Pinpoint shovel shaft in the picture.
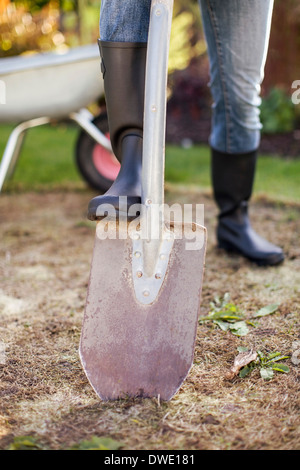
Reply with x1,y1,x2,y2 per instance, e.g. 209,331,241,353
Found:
142,0,173,213
140,0,174,279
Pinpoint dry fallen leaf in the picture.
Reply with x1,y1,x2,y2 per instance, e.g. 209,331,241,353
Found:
225,349,258,380
291,341,300,365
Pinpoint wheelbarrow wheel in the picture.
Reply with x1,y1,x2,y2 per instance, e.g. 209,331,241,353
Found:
75,112,120,192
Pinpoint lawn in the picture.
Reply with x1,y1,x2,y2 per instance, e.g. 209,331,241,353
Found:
0,123,300,202
0,122,299,451
0,123,81,190
0,187,299,451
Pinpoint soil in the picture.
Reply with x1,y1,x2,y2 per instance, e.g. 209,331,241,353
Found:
0,187,299,450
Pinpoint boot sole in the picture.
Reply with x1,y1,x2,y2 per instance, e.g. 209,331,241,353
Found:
218,239,285,267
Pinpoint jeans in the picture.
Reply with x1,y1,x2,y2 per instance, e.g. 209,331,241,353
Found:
99,0,274,154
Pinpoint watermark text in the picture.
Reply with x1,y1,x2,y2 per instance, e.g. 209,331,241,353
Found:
291,80,300,105
95,198,205,251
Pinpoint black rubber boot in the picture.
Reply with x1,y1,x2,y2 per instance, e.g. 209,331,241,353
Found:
212,148,284,266
87,41,147,221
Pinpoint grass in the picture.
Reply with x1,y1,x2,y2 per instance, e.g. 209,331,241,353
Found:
0,188,299,450
0,123,300,202
1,125,299,451
165,145,300,203
0,123,83,191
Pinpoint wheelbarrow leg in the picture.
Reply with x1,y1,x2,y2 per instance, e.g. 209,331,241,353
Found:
0,116,51,192
0,110,111,193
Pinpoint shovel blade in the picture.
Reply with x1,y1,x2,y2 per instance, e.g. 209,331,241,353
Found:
79,221,206,401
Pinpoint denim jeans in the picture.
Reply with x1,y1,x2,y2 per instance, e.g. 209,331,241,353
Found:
99,0,274,154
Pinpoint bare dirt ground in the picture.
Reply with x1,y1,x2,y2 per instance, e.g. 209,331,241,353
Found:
0,187,299,450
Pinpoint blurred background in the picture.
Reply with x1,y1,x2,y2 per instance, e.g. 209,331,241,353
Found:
0,0,300,196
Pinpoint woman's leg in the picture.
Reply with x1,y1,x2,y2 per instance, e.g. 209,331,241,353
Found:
199,0,273,153
199,0,284,265
88,1,151,220
100,0,151,42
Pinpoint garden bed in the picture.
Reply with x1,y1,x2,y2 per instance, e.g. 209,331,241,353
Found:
0,188,299,450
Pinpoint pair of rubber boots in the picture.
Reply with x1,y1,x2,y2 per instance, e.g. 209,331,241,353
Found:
88,41,284,267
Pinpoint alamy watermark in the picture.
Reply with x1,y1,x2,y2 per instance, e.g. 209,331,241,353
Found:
0,79,6,105
95,198,205,251
291,80,300,105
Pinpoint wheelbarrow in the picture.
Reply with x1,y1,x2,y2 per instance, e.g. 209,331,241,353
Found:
0,44,120,192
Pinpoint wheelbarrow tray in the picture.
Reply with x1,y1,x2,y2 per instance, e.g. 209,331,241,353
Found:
0,44,103,123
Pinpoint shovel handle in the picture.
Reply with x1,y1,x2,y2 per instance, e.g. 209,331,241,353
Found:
138,0,174,281
142,0,174,215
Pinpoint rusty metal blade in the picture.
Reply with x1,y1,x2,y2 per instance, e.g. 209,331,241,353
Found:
79,220,206,401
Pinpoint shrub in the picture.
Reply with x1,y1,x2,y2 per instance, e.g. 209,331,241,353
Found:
260,87,296,134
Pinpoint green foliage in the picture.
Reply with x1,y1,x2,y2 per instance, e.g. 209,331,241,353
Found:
260,88,296,134
200,294,281,337
201,295,291,382
199,293,249,336
12,0,52,12
239,349,290,380
169,6,206,74
253,303,279,318
7,434,123,450
0,1,64,57
0,0,101,56
8,435,44,450
71,436,123,450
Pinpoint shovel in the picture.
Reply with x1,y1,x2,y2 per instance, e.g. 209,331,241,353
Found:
79,0,207,401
